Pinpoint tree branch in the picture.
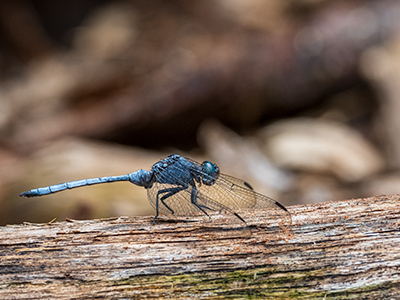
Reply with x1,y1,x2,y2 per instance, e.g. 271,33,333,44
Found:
1,195,399,299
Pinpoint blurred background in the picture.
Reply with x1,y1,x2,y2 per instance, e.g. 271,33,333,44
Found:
1,0,400,225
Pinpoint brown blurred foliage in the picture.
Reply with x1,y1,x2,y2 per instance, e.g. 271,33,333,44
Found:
1,0,400,224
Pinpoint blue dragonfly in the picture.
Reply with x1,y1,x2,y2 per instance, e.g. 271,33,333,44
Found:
20,154,291,228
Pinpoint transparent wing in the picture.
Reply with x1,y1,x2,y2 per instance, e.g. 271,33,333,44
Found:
211,174,292,229
146,160,235,217
214,174,285,210
146,157,291,230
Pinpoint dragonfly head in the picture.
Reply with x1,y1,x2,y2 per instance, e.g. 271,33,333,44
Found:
201,161,220,186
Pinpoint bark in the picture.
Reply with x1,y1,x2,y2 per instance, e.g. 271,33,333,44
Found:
1,195,399,299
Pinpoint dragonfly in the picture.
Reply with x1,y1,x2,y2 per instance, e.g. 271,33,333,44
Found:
20,154,291,228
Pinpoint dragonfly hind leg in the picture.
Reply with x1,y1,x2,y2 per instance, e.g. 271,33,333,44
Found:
153,186,187,224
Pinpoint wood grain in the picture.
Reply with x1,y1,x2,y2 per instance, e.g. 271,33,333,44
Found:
1,195,400,299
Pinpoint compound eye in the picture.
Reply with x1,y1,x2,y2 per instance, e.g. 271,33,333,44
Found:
201,161,220,185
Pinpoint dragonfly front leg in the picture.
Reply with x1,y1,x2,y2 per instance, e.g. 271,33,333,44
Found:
189,182,213,220
188,181,246,224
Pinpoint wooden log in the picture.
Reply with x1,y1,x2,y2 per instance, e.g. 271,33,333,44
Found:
1,195,399,299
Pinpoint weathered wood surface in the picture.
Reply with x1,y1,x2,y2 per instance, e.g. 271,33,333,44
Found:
1,195,400,299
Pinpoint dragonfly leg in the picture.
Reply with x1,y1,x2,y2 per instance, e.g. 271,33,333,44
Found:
189,183,212,220
160,186,187,213
232,211,247,225
153,186,186,224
